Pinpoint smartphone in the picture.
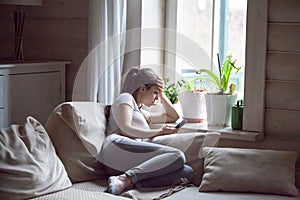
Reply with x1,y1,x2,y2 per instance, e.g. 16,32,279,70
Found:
175,119,187,128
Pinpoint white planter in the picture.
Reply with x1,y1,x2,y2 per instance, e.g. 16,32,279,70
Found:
179,92,206,123
205,94,237,127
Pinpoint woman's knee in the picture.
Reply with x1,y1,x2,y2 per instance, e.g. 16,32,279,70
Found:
171,148,186,166
182,164,194,183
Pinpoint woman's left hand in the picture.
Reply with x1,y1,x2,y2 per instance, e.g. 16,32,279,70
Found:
156,125,178,136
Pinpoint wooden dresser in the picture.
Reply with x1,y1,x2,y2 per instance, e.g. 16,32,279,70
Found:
0,61,69,128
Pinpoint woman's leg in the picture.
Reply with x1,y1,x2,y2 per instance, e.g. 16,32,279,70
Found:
99,134,193,189
106,165,193,195
135,164,193,188
100,134,186,180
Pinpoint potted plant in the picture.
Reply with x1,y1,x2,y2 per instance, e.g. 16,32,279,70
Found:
196,54,242,127
163,77,206,123
178,78,207,123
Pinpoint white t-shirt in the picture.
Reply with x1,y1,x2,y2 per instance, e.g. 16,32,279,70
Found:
106,93,150,136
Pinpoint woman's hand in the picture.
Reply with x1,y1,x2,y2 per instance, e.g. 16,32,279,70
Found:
156,125,178,137
156,76,164,89
156,77,169,101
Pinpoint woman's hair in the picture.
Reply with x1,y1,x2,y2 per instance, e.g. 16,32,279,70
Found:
121,67,159,94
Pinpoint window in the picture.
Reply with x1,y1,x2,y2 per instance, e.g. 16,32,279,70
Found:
165,0,247,99
164,0,267,133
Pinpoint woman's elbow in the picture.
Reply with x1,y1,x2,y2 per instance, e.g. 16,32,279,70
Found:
167,114,179,123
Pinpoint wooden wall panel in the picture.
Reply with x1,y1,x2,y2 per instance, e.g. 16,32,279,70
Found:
266,81,300,110
265,109,300,139
0,5,16,18
0,0,89,101
269,0,300,22
26,0,88,19
25,20,87,44
0,0,88,19
264,1,300,188
268,24,300,52
0,19,14,58
267,52,300,81
23,19,88,63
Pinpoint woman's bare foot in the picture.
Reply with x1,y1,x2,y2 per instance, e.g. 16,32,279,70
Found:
107,174,132,195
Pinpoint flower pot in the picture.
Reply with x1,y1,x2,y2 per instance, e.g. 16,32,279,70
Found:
205,93,237,127
179,92,206,123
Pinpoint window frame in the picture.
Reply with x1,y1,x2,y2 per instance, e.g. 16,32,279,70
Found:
243,0,268,132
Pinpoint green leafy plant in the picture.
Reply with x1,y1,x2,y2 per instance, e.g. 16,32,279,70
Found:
163,77,181,104
180,78,202,93
196,54,242,94
163,76,205,103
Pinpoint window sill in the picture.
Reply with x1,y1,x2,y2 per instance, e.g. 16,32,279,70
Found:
150,123,264,142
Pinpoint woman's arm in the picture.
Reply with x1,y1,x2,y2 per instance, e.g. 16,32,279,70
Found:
149,77,180,123
112,103,178,139
150,92,179,123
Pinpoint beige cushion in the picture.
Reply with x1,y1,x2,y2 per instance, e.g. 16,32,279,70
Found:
45,102,107,182
148,132,220,185
0,116,72,200
199,147,299,197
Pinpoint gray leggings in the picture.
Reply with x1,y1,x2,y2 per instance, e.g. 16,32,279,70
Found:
99,133,193,188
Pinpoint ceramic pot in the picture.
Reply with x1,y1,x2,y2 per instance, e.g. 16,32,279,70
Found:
205,93,237,127
179,92,206,123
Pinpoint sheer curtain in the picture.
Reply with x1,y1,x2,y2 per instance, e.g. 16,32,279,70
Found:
72,0,127,104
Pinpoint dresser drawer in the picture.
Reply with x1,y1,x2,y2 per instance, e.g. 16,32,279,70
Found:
0,75,3,108
0,109,4,128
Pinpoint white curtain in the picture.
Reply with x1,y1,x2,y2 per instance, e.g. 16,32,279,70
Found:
72,0,127,104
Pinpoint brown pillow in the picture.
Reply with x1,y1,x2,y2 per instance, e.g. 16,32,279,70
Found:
45,102,108,182
199,147,299,197
0,116,72,200
148,132,220,185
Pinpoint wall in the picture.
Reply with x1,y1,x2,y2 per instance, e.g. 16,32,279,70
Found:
0,0,89,101
219,0,300,187
266,0,300,139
